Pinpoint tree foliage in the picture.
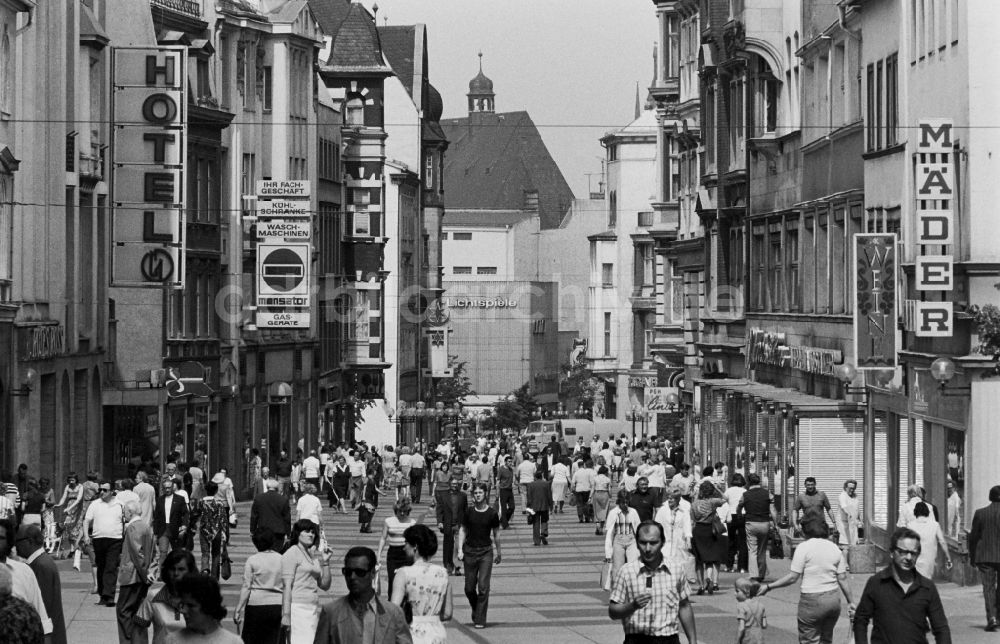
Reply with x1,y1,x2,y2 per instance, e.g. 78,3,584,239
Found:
490,382,538,431
427,356,476,407
561,360,601,413
973,303,1000,357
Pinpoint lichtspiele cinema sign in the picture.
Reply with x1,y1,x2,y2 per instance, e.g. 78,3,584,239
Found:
110,46,187,288
854,233,898,370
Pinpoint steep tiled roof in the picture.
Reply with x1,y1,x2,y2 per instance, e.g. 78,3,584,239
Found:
440,112,575,230
308,0,351,36
377,26,415,97
329,3,387,71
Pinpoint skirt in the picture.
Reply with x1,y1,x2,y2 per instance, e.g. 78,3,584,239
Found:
410,614,446,644
243,604,282,644
592,490,611,522
551,480,568,503
692,522,728,564
289,602,320,644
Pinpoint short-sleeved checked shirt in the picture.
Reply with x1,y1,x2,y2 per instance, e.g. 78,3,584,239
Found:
609,557,690,637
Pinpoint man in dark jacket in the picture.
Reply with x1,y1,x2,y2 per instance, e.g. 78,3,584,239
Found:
250,478,291,545
970,485,1000,631
525,471,553,546
435,477,468,575
152,479,188,567
15,524,66,644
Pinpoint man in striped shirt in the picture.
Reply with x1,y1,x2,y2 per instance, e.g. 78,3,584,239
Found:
609,520,698,644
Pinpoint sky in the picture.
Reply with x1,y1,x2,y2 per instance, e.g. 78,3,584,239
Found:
360,0,659,198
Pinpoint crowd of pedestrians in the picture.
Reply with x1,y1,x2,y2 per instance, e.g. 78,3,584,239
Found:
0,428,982,644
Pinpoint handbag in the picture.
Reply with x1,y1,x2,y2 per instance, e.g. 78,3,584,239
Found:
568,492,577,506
600,561,613,591
769,526,785,559
711,514,726,539
221,543,232,580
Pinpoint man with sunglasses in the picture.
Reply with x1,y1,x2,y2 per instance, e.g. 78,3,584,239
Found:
313,546,412,643
83,481,124,607
853,526,951,643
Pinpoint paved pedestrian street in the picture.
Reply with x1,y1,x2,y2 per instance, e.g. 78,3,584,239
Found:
57,498,991,643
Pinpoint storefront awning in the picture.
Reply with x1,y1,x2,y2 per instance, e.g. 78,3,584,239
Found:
693,377,862,414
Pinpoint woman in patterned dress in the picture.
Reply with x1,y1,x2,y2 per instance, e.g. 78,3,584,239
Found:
191,480,230,579
391,524,452,643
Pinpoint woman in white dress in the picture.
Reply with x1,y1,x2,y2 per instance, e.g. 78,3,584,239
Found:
837,479,862,546
909,501,952,579
549,457,572,514
391,524,452,644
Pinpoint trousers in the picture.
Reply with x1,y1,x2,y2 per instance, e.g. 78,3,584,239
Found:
93,537,123,602
979,562,1000,623
442,526,460,573
116,582,150,643
745,521,770,580
463,544,494,627
531,511,549,544
498,488,515,527
797,589,841,644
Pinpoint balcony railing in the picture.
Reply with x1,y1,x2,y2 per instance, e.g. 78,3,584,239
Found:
78,143,104,181
151,0,201,17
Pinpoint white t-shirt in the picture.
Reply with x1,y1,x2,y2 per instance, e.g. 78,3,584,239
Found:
85,498,124,539
302,456,320,479
349,458,365,477
789,537,847,594
295,493,322,526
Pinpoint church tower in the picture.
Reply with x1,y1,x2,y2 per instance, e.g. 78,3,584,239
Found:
467,52,495,114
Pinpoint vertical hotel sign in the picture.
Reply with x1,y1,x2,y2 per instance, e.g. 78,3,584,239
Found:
110,47,186,288
914,118,954,336
854,234,897,369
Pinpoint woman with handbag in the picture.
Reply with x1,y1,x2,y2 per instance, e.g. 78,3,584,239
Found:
691,480,727,595
281,519,332,643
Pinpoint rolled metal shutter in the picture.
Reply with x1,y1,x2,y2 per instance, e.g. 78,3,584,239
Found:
873,412,889,529
797,416,864,526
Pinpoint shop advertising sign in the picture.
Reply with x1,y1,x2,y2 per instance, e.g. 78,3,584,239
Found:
257,220,311,241
854,233,898,369
914,118,954,337
256,180,310,199
255,311,310,328
257,243,310,304
110,46,187,288
258,200,310,218
644,387,678,413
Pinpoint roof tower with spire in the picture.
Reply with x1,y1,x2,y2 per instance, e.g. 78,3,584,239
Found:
467,52,494,113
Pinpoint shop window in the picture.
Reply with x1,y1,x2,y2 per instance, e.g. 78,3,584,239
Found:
946,427,965,538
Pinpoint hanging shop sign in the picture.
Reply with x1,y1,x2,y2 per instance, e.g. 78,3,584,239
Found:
914,118,954,337
110,46,187,288
745,328,842,376
18,323,65,361
630,376,657,388
853,233,898,369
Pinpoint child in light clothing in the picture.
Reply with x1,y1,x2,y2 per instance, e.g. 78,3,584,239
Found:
735,577,767,644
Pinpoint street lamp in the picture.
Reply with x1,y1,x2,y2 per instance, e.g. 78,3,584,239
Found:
930,356,971,396
415,401,427,445
629,404,640,448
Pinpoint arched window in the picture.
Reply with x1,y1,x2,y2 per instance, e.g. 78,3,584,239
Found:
345,96,364,125
749,54,779,136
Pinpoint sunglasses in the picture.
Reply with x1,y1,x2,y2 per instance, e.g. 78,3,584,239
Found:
342,567,372,578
